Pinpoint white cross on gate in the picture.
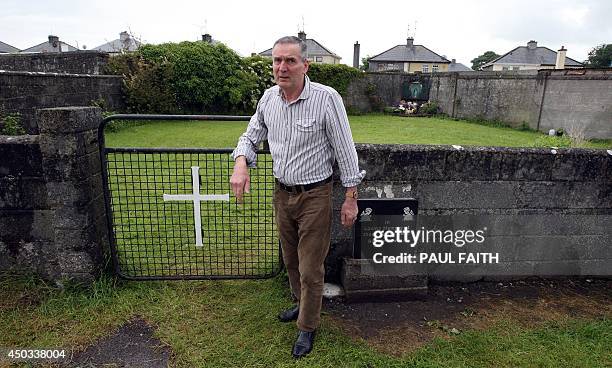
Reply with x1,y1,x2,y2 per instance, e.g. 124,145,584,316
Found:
163,166,229,247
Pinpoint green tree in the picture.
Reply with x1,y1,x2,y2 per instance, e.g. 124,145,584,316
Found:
471,51,500,70
584,44,612,68
307,63,363,96
360,55,370,71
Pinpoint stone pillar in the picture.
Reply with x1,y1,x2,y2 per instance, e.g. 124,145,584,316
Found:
0,135,51,275
36,107,109,284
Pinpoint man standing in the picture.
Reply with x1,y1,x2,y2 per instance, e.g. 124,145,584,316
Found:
230,36,363,358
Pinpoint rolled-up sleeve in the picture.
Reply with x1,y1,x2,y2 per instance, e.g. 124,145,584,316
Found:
231,93,269,168
324,91,364,187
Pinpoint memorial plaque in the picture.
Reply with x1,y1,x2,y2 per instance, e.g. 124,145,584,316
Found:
353,198,418,258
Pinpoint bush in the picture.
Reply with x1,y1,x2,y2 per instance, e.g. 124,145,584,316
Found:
0,106,25,135
533,135,572,148
105,42,262,115
419,102,439,115
242,55,275,109
307,63,363,96
105,44,363,114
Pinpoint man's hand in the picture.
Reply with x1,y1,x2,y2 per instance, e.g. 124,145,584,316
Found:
341,197,358,228
230,157,250,202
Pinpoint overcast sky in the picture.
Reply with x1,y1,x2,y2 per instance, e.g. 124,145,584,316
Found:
2,0,610,67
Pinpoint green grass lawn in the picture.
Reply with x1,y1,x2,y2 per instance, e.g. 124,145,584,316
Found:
1,274,610,368
104,114,611,149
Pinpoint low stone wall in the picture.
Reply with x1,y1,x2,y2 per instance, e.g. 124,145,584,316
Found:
0,51,109,75
327,144,612,282
2,111,609,286
0,71,124,134
0,107,109,283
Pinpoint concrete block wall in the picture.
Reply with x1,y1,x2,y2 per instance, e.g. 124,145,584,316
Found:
0,51,110,75
327,144,612,282
0,71,124,134
539,70,612,139
0,107,109,283
428,69,612,139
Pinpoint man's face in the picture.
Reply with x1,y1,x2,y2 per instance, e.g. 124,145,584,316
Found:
272,43,309,92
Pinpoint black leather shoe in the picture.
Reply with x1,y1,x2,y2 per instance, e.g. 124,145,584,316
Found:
292,330,315,358
278,305,299,322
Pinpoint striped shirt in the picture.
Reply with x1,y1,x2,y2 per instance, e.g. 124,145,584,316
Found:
232,75,364,187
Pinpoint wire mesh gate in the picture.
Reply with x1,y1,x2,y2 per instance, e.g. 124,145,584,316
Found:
99,115,282,280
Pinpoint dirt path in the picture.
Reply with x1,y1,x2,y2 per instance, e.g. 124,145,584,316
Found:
65,317,171,367
324,278,612,356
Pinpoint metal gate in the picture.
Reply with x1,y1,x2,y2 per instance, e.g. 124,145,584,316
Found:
99,115,281,280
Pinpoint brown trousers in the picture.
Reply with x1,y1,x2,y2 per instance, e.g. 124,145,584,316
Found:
273,181,333,332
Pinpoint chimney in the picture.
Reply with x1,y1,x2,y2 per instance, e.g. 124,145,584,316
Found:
48,35,59,46
406,37,414,47
202,34,212,43
48,35,61,52
452,58,456,63
353,41,360,68
120,31,130,42
527,40,537,49
555,46,567,69
298,31,306,41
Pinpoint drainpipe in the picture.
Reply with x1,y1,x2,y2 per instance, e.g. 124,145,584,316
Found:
451,73,459,118
536,70,549,131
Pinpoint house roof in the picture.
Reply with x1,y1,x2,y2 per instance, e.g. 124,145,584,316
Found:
370,40,450,63
482,42,583,68
259,36,340,59
0,40,20,53
448,61,473,72
93,32,141,53
21,39,78,53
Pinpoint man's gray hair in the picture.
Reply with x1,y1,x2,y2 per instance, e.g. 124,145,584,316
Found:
273,36,308,60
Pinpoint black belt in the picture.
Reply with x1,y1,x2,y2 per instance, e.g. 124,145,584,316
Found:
275,176,332,194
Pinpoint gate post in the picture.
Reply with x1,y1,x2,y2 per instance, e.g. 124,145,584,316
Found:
36,107,110,284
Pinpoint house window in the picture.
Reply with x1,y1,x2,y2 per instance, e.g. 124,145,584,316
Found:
315,56,323,63
512,66,519,70
422,64,429,73
432,64,439,72
502,66,509,71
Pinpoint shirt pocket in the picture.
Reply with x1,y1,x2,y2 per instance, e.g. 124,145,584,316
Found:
295,118,322,132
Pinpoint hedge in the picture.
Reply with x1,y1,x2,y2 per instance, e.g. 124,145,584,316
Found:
104,42,362,114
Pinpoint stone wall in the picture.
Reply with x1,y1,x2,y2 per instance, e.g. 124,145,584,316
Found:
327,144,612,282
0,71,124,134
2,108,609,287
344,72,431,112
428,69,612,139
0,51,109,75
346,69,612,139
0,107,109,283
539,70,612,139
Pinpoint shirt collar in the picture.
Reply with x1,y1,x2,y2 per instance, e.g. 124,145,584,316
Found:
277,74,311,102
